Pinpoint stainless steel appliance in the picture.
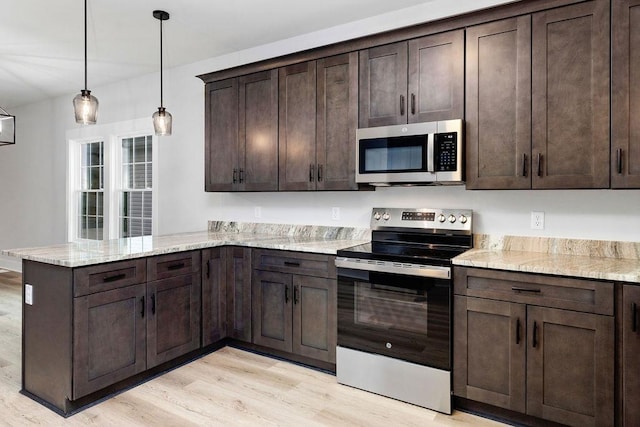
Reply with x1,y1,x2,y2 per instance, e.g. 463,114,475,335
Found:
355,119,463,186
336,207,473,414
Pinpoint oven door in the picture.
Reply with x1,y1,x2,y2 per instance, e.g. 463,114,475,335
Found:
337,263,451,370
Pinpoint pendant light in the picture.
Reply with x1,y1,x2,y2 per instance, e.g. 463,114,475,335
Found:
73,0,99,125
0,107,16,146
152,10,172,136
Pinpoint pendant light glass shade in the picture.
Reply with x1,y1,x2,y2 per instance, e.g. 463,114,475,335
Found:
73,0,98,125
152,107,172,136
0,107,16,146
152,10,171,136
73,89,99,125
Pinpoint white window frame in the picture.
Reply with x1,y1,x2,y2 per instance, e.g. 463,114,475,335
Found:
66,118,159,242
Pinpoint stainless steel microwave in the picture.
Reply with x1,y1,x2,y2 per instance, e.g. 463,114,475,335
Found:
355,119,463,186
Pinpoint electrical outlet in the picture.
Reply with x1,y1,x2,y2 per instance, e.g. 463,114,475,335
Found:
331,207,341,221
531,211,545,230
25,284,33,305
254,207,262,219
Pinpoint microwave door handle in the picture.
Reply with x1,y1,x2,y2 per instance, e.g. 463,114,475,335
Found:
427,133,435,172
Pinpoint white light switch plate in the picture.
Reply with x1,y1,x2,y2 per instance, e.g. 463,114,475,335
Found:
25,284,33,305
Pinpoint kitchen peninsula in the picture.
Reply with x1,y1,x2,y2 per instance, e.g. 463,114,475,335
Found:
3,222,368,415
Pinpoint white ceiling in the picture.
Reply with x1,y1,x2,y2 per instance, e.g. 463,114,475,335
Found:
0,0,511,109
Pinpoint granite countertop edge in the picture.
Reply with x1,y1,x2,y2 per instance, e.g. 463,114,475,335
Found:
453,248,640,284
2,229,369,268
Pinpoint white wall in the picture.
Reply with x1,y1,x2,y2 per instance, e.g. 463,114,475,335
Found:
1,0,638,271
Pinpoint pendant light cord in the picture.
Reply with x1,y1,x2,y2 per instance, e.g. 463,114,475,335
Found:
84,0,88,91
159,15,163,108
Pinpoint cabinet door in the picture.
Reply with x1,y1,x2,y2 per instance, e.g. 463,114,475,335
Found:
531,1,610,189
316,53,358,191
465,17,532,189
612,0,640,188
527,306,614,427
205,79,238,192
226,247,252,342
408,30,464,123
292,275,336,363
252,270,292,353
359,42,408,127
278,61,317,191
453,296,526,413
622,285,640,426
146,273,201,368
73,284,146,399
202,248,226,346
238,70,279,191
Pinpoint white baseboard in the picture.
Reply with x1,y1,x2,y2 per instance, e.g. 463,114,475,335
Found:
0,255,21,273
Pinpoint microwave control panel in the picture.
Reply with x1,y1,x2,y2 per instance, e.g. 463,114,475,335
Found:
434,132,457,171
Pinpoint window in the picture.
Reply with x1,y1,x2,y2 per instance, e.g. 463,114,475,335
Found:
78,141,104,240
67,119,157,242
121,136,153,237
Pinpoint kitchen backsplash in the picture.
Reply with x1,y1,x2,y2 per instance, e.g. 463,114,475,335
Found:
475,234,640,260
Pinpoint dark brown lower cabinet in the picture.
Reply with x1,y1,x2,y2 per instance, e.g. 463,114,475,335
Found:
225,247,252,342
252,270,292,352
454,267,614,427
453,297,526,412
201,247,227,346
623,284,640,426
252,249,336,364
22,253,202,414
73,284,147,399
292,274,336,362
146,274,201,368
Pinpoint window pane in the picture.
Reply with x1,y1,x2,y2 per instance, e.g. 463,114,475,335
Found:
121,218,130,238
143,192,152,218
143,219,152,235
134,138,145,163
146,137,152,162
146,163,152,188
134,164,145,189
119,135,152,238
122,138,133,164
97,192,103,216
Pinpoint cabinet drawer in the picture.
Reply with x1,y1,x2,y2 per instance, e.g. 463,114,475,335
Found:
252,249,335,278
454,267,613,315
74,259,146,297
147,251,200,282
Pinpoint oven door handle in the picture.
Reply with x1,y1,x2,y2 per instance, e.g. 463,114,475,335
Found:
335,257,450,279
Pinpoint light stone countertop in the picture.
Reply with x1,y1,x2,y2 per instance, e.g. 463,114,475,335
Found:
2,223,370,268
453,234,640,284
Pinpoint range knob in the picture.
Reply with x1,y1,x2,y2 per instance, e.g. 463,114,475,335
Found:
382,212,390,221
459,214,468,224
438,214,446,223
448,214,457,223
373,212,381,221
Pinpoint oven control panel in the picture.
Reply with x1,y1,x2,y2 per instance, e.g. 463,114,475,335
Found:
371,207,472,232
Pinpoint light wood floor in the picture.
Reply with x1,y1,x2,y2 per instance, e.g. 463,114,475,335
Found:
0,271,506,426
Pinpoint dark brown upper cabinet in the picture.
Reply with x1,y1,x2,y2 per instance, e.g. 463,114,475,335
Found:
531,0,610,189
612,0,640,188
205,70,278,192
465,17,532,190
316,53,359,190
358,30,464,128
279,55,359,191
466,0,609,190
279,61,318,191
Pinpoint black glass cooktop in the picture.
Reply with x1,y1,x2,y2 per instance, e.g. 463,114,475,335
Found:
337,242,469,267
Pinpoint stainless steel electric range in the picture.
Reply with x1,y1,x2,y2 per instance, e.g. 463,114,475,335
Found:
335,207,473,414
